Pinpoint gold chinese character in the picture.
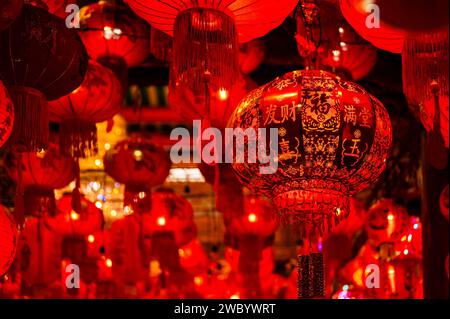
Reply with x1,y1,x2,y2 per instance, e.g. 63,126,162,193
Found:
279,138,300,163
264,104,280,125
280,101,297,123
359,108,372,128
344,105,357,125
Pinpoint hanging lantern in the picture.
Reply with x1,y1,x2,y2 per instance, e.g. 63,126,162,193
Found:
103,138,171,214
126,0,297,123
365,199,410,249
402,29,449,149
0,0,23,31
79,0,150,89
228,70,392,237
48,61,122,158
0,205,18,277
223,194,277,298
295,1,377,80
339,0,406,53
0,4,88,151
0,81,14,148
239,39,266,75
142,188,197,247
4,142,75,226
18,217,62,287
44,193,104,237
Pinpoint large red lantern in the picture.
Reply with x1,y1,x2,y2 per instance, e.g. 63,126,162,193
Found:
0,0,23,31
0,205,18,277
48,61,122,158
127,0,297,124
0,81,14,148
4,142,75,226
228,70,392,237
103,138,171,214
79,1,150,89
0,4,88,151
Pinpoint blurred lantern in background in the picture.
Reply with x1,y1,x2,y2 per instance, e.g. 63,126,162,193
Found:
0,4,88,152
48,61,122,159
150,28,173,63
295,0,377,80
0,81,14,148
4,142,75,226
0,0,23,31
0,205,18,277
103,138,170,215
402,29,449,150
239,39,266,75
79,0,150,91
126,0,297,126
223,194,277,298
178,239,209,276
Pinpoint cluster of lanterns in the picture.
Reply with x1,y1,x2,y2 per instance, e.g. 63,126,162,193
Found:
0,0,445,299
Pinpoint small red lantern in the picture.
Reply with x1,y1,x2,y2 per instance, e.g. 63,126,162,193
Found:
0,4,88,151
103,138,171,214
4,142,75,226
0,81,14,148
0,205,18,277
48,61,122,158
44,193,103,237
79,1,150,89
0,0,23,31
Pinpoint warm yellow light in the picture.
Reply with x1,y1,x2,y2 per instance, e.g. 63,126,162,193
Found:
138,192,146,199
36,148,46,158
230,294,240,299
248,213,257,223
133,149,143,161
194,276,203,286
104,143,111,150
105,258,113,268
157,216,166,226
218,88,229,101
94,159,102,167
95,201,103,209
70,211,79,221
110,210,118,217
88,235,95,243
387,213,394,221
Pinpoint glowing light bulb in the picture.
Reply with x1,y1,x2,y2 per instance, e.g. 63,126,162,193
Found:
178,249,185,257
230,294,240,299
94,159,102,167
248,213,257,223
218,88,229,101
138,192,146,199
105,258,113,268
70,211,79,221
335,207,342,216
36,148,46,158
157,216,166,226
338,27,344,34
110,210,118,217
133,149,143,161
194,276,203,286
387,213,394,221
88,235,95,243
104,143,111,150
95,201,103,209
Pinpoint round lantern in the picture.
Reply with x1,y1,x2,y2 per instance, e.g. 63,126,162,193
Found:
0,0,23,31
365,199,410,248
0,205,18,277
126,0,297,123
103,138,171,214
142,188,197,247
228,70,392,238
0,81,14,148
48,61,122,158
402,29,449,149
44,193,103,237
4,142,75,226
339,0,406,53
0,4,88,151
79,1,150,89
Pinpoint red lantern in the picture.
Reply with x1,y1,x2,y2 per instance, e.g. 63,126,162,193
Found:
402,29,449,149
0,205,18,277
48,61,122,158
178,239,209,276
4,143,75,219
0,81,14,148
44,193,103,236
79,1,150,89
103,138,171,214
339,0,406,53
228,70,392,238
0,0,23,31
0,4,88,151
365,199,410,249
142,188,197,247
127,0,296,123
